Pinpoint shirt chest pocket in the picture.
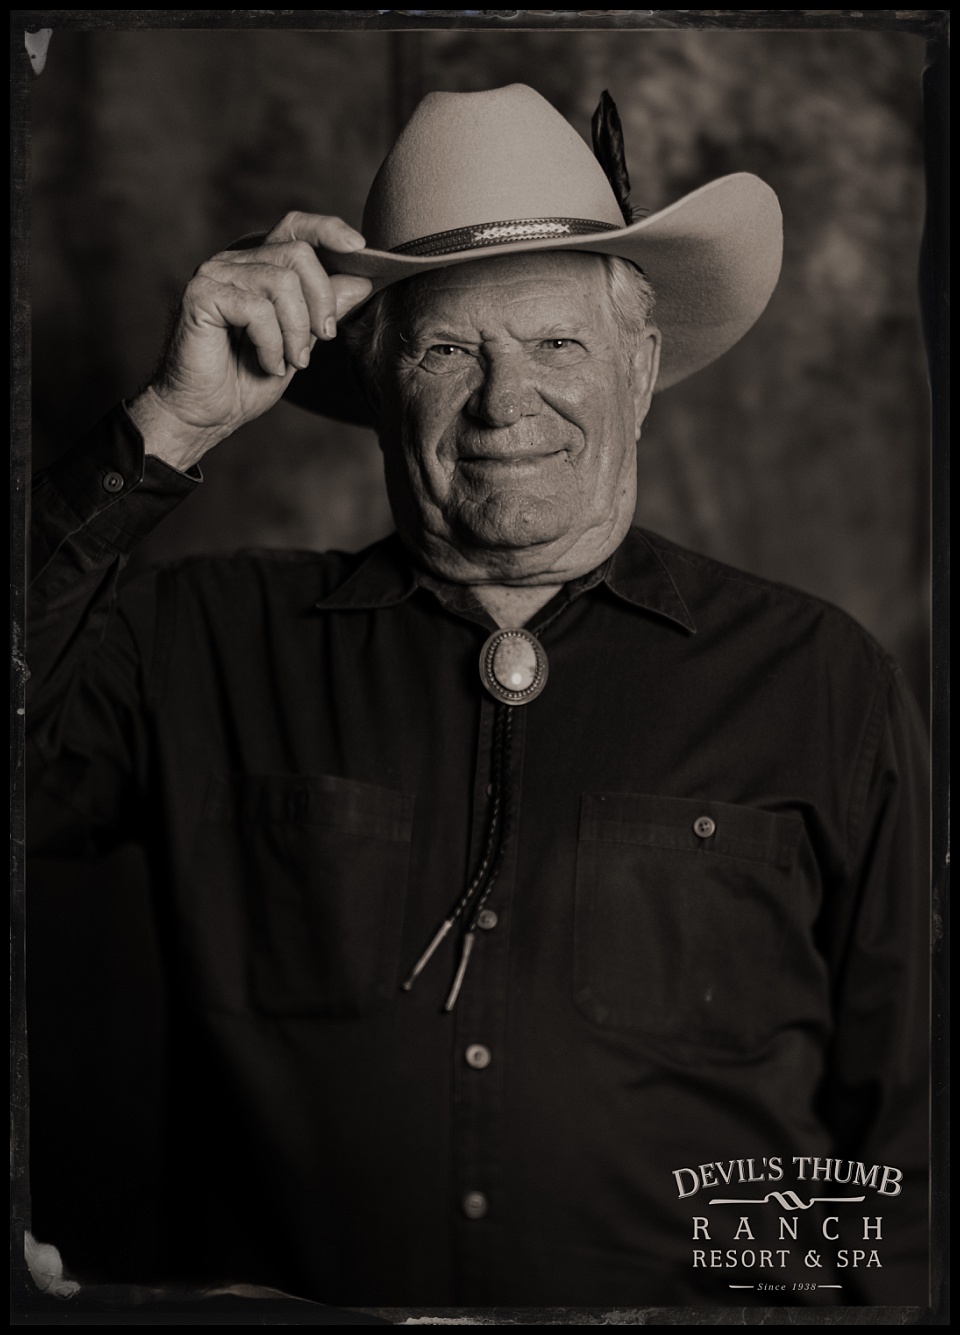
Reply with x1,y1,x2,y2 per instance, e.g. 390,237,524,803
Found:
188,773,414,1019
574,793,821,1053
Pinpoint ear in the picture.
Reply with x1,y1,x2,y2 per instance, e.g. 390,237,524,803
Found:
631,326,661,438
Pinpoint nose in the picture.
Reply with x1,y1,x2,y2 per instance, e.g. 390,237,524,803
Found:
467,351,541,428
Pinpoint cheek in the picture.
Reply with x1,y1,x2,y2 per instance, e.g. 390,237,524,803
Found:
389,376,474,511
549,364,634,454
398,376,470,464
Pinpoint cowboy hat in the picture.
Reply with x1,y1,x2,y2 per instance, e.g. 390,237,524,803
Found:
284,83,782,424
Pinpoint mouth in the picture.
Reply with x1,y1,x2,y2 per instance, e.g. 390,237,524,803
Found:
457,447,569,467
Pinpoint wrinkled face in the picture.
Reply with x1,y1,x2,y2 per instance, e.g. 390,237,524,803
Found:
376,252,659,583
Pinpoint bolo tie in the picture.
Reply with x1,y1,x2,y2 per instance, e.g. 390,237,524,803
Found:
401,626,549,1011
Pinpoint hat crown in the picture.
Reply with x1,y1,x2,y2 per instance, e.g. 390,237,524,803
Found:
362,84,625,251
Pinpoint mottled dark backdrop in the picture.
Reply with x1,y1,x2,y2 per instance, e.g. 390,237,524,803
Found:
27,27,930,1285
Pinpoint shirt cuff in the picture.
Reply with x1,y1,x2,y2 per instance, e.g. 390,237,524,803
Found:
37,402,201,554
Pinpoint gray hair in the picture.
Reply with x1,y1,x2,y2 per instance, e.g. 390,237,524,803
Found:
342,254,656,413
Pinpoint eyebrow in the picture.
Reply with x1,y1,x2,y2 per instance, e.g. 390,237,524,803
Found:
409,323,591,345
533,324,590,339
417,329,482,345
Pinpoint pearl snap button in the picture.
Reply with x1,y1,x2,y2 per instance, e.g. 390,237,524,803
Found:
694,816,716,838
102,471,124,493
465,1044,492,1069
462,1191,488,1220
476,909,498,931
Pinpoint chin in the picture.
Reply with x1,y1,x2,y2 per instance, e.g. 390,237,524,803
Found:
451,492,575,554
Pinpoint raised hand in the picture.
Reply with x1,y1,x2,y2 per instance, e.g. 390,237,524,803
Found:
127,213,373,471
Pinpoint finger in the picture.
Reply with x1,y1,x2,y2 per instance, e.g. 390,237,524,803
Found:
185,275,286,377
265,211,365,255
214,243,373,344
332,274,374,321
213,241,340,346
197,259,312,368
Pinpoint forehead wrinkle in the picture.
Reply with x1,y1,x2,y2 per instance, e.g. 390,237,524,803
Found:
399,253,609,332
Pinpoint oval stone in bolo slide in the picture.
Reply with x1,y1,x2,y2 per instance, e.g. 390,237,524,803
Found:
479,628,549,705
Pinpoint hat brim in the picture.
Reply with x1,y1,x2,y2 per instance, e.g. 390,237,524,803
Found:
284,172,782,425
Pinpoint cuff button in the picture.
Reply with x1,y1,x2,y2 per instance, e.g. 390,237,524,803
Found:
102,471,125,493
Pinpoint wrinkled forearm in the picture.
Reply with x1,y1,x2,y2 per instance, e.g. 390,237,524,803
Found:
127,386,231,472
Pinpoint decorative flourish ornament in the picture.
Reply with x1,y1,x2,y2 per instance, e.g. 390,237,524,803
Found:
479,629,549,706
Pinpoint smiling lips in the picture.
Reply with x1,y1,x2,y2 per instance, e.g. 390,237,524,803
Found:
461,451,565,465
456,440,574,466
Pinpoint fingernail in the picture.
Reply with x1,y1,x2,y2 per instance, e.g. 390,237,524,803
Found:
324,317,337,339
298,347,311,369
342,229,366,251
276,360,287,376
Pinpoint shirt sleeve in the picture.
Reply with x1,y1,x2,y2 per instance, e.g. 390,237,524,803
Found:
26,404,200,858
818,661,930,1304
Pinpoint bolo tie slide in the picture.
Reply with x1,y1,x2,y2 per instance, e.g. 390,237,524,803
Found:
402,627,548,1011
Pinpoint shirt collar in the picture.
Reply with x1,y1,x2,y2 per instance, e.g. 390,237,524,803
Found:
314,533,418,611
315,527,697,634
603,527,697,633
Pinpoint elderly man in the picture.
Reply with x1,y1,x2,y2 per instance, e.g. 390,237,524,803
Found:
27,86,927,1308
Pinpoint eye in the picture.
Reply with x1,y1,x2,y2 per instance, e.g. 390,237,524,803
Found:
534,337,586,364
419,343,476,374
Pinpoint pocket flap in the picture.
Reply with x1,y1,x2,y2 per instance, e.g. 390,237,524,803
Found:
580,793,802,871
203,772,414,842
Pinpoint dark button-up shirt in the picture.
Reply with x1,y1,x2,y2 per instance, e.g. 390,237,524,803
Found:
27,405,929,1308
